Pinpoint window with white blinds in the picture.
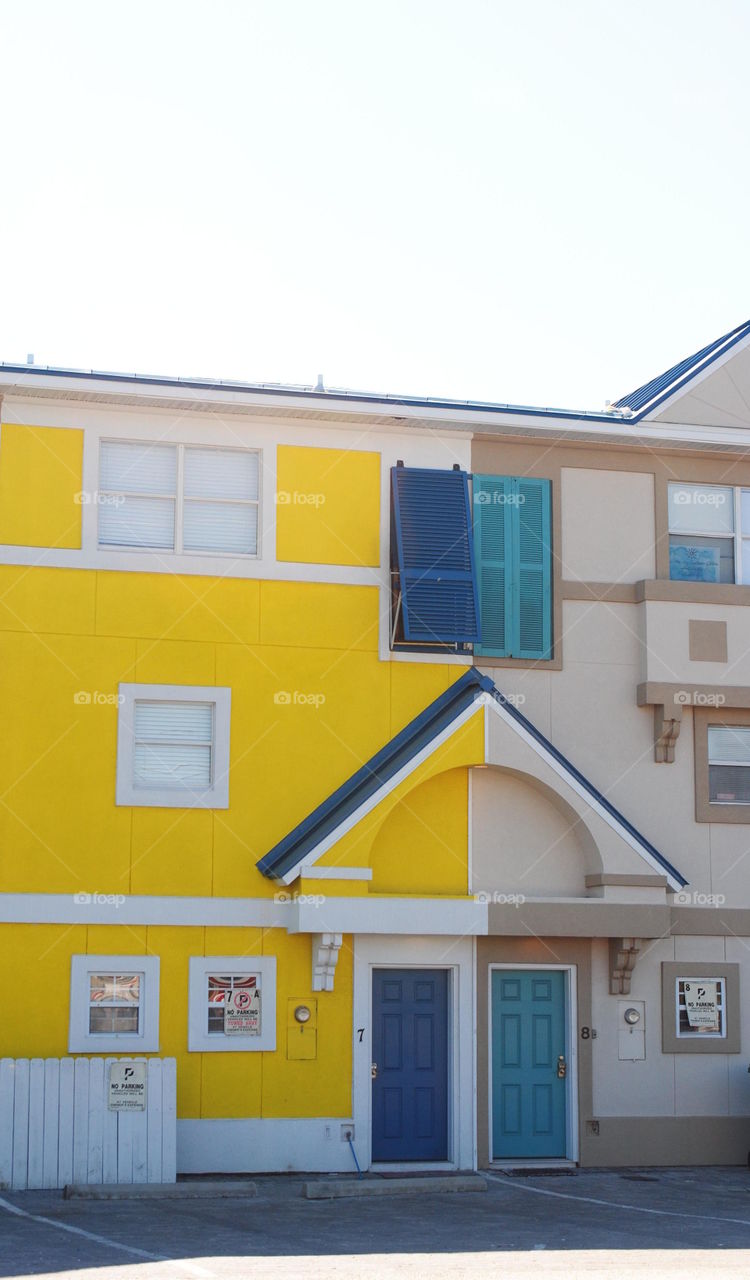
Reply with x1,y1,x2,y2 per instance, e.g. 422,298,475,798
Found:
99,441,260,555
116,684,231,808
708,725,750,805
133,700,214,790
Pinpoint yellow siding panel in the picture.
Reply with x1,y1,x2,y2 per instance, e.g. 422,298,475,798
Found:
130,809,213,897
369,767,469,895
0,566,96,635
259,581,379,651
276,445,380,567
213,643,390,896
0,925,86,1057
0,632,135,893
86,925,147,953
134,638,216,686
0,424,83,548
261,930,352,1118
96,571,260,644
146,925,204,1118
389,661,460,737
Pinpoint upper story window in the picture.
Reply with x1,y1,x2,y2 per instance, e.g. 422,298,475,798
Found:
667,483,749,583
98,441,260,556
116,683,231,809
707,725,750,804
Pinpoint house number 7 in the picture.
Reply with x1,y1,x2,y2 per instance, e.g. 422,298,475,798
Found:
357,1028,365,1042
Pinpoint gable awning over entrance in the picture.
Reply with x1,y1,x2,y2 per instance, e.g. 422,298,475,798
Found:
257,669,687,890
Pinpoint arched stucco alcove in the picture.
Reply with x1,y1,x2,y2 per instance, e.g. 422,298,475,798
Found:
471,764,603,898
368,766,470,896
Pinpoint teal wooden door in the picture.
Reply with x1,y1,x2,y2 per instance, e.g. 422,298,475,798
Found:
491,969,567,1158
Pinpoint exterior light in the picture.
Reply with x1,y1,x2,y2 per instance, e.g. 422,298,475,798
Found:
294,1004,312,1024
624,1007,641,1026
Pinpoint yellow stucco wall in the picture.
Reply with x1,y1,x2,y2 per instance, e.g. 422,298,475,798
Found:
0,924,352,1120
0,423,83,548
0,431,473,1123
0,566,470,1116
275,445,381,566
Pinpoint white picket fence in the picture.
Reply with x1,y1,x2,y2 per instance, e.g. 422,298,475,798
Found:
0,1058,176,1190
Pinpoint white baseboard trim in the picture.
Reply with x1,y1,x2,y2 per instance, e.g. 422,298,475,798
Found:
177,1118,358,1174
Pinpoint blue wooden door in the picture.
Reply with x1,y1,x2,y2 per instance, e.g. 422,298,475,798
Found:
372,968,448,1162
491,969,567,1158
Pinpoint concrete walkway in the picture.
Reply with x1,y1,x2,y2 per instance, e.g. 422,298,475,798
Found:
2,1167,750,1278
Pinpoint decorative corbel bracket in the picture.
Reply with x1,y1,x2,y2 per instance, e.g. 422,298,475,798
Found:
312,932,343,992
637,686,684,763
653,702,682,763
609,937,641,995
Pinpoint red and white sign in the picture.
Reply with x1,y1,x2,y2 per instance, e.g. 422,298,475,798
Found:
224,982,261,1035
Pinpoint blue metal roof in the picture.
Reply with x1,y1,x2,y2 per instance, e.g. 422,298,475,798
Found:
614,319,750,415
0,360,628,424
5,319,747,429
256,669,687,887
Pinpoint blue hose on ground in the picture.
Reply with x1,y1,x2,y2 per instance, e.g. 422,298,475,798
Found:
348,1136,363,1178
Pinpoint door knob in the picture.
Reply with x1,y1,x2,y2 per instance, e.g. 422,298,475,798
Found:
557,1055,567,1079
371,1062,378,1079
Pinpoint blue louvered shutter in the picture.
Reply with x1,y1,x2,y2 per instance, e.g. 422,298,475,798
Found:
391,467,480,644
514,477,552,659
474,475,513,657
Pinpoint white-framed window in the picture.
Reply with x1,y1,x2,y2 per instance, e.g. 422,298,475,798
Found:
675,976,726,1039
68,954,160,1053
667,482,750,584
708,725,750,805
188,956,277,1052
116,684,231,808
98,440,261,557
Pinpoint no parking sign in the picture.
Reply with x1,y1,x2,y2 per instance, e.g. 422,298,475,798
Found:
224,983,261,1035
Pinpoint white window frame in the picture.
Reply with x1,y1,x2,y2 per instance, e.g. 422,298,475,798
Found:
708,726,750,805
668,483,750,584
98,440,262,559
188,956,277,1052
675,976,726,1039
116,683,231,809
69,954,160,1053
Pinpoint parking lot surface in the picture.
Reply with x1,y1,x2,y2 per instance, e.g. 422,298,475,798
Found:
2,1167,750,1278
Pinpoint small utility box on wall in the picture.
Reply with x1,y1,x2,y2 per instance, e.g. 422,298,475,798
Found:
287,998,318,1060
618,1001,646,1060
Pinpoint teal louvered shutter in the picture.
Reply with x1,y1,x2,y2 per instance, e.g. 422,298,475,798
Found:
473,474,552,658
514,477,552,659
474,475,513,657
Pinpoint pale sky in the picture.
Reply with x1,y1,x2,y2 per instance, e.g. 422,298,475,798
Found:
1,0,747,411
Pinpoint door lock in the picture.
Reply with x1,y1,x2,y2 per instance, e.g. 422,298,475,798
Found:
371,1062,378,1079
557,1055,567,1079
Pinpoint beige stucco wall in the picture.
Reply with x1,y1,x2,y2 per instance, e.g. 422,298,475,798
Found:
481,593,750,907
561,467,655,583
642,599,750,685
471,768,592,898
653,341,750,427
590,934,750,1122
